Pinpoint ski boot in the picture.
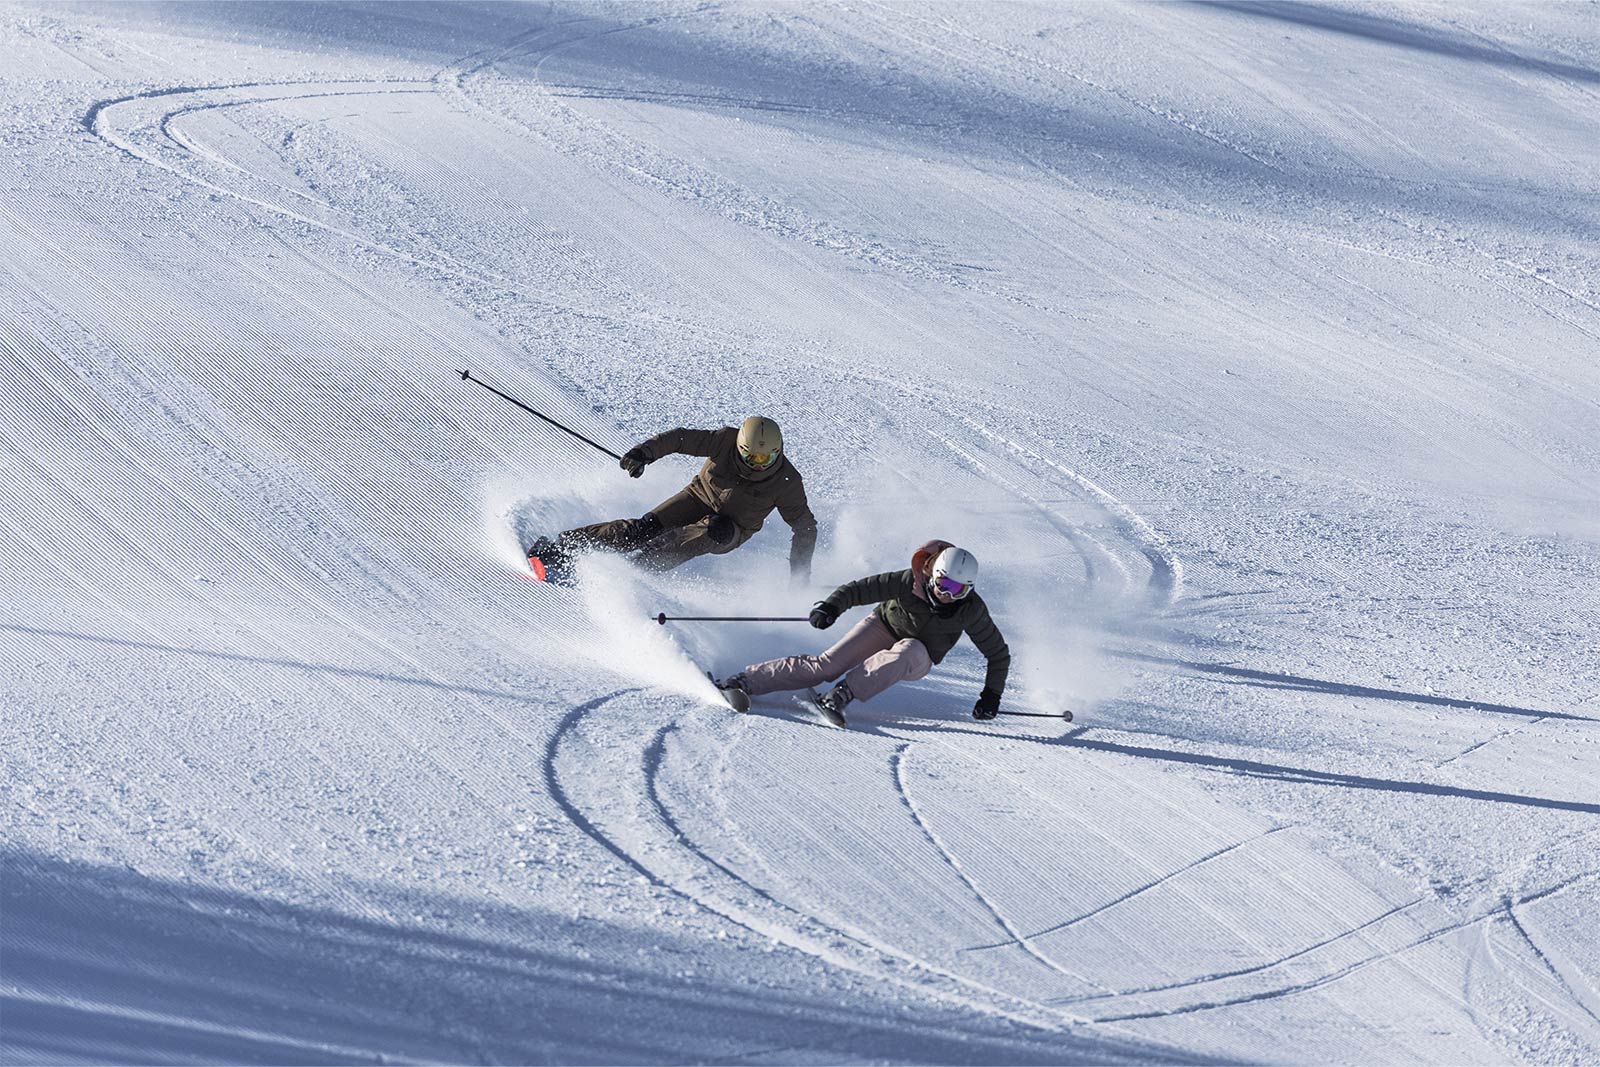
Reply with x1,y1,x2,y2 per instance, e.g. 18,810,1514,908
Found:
711,673,751,713
526,537,577,587
812,680,853,728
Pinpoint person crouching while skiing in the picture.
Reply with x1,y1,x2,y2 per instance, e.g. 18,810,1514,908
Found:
528,416,817,583
716,540,1010,726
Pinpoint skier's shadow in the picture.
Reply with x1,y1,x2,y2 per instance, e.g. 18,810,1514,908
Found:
1107,649,1593,723
1197,1,1600,86
846,712,1600,817
0,622,541,705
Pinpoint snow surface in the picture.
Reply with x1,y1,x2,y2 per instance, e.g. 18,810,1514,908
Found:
2,1,1598,1063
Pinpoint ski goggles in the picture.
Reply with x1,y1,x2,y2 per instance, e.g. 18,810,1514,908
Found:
739,444,778,470
932,575,973,600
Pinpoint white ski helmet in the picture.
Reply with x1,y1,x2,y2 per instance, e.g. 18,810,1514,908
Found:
928,546,978,601
737,415,783,472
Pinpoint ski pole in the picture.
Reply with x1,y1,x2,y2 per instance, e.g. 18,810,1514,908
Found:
656,613,809,625
997,709,1074,721
457,370,623,461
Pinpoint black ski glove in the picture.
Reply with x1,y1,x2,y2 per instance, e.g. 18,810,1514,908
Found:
620,447,651,478
972,688,1001,721
809,601,839,630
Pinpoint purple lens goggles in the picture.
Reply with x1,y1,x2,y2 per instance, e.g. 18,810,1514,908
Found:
933,575,972,599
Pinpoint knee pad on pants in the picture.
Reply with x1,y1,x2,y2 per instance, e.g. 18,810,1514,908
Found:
635,512,664,538
706,513,737,545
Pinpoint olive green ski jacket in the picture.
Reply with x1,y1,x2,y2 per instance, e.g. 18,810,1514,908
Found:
822,570,1010,696
637,426,818,573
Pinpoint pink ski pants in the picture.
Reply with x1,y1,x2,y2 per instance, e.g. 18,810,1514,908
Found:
741,615,932,701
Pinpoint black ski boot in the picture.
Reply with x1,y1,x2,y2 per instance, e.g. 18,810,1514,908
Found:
813,680,853,727
712,673,751,713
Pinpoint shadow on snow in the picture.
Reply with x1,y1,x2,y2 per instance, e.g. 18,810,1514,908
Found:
1107,648,1594,724
77,1,1600,239
0,622,543,708
854,710,1599,817
1196,1,1600,86
1,847,1179,1065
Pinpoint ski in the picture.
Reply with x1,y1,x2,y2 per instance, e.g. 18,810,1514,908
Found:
707,672,750,713
525,538,578,587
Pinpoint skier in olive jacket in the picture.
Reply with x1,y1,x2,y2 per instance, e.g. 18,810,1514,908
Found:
716,539,1010,725
528,416,817,582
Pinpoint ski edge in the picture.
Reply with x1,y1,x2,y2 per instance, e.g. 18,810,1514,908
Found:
706,672,750,713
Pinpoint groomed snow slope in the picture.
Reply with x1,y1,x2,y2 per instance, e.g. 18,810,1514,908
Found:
2,2,1598,1063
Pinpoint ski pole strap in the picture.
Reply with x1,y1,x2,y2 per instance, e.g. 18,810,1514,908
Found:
458,370,623,461
656,613,810,625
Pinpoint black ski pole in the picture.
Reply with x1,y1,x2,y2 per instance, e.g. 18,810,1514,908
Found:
458,370,623,461
996,709,1074,721
656,613,809,625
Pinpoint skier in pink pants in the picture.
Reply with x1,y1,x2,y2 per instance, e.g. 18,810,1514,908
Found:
715,540,1010,726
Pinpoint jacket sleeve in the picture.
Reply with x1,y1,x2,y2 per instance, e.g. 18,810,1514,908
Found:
636,427,728,461
966,603,1011,697
824,570,914,613
778,478,818,578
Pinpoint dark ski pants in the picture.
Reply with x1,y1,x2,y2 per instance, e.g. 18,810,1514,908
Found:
559,487,750,571
742,615,932,702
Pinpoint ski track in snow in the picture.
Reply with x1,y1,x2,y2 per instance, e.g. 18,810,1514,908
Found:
85,77,677,336
540,688,658,885
1503,895,1600,1038
545,700,1149,1047
545,688,1540,1043
964,826,1295,955
954,416,1183,608
889,742,1107,992
1055,898,1428,1008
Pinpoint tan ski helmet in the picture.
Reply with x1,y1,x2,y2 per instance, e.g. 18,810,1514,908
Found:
737,416,783,471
